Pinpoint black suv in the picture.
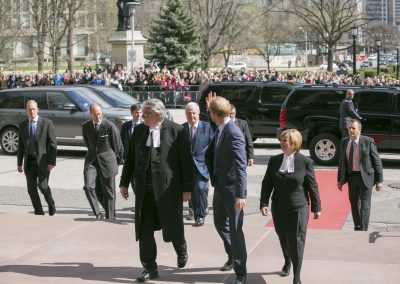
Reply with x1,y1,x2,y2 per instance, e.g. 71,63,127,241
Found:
278,85,400,165
198,82,301,139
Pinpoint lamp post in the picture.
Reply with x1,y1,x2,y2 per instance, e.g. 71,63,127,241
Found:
397,47,399,80
351,26,357,75
126,1,140,72
376,39,381,75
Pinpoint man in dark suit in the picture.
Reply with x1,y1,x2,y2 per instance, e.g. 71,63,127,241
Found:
17,100,57,216
205,96,248,284
339,89,362,138
82,103,122,219
120,99,194,282
120,103,143,159
337,119,383,231
182,102,214,226
230,105,254,166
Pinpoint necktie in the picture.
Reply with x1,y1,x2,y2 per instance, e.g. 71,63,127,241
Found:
95,123,100,139
213,128,220,175
149,130,154,148
190,125,196,150
28,120,36,154
348,140,355,173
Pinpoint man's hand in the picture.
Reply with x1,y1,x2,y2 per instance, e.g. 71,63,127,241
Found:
182,192,191,202
206,92,217,111
120,186,129,200
375,182,383,191
260,207,269,216
314,212,321,219
17,166,23,173
235,197,246,211
47,165,54,172
248,159,254,167
337,182,343,191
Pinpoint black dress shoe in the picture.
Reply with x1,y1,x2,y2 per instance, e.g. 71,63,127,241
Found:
233,275,246,284
177,254,188,268
220,260,233,271
49,205,56,216
281,264,290,277
195,217,205,226
185,212,194,221
136,269,159,282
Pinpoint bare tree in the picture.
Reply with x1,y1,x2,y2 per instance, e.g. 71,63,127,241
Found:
65,0,84,73
0,1,20,66
253,8,292,69
29,0,49,72
189,0,243,68
281,0,365,71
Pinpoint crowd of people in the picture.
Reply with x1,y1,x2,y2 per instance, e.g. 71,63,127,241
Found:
2,63,400,93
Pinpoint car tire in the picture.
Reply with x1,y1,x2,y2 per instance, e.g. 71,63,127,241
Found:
309,133,340,166
1,127,19,155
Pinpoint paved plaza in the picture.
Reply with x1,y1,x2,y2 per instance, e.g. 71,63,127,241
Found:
1,109,400,283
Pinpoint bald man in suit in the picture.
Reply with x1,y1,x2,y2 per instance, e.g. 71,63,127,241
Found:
17,100,57,216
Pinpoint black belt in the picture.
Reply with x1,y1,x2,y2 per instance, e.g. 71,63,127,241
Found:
28,154,37,159
349,171,361,175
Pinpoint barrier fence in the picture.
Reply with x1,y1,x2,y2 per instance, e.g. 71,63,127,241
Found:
122,85,203,108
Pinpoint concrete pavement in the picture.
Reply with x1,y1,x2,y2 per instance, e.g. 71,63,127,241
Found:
1,108,400,283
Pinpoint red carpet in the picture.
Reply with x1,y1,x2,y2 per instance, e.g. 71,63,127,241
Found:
266,170,351,230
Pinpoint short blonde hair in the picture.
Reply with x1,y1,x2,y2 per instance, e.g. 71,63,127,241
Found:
209,96,231,118
280,128,302,153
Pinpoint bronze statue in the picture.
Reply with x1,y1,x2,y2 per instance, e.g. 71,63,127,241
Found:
117,0,142,31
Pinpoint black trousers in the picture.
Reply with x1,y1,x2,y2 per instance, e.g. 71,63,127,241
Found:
139,188,187,272
83,162,116,219
25,156,55,215
272,204,309,283
348,172,372,231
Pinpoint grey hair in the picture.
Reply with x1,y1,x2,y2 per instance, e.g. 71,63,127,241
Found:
143,99,166,120
348,119,362,130
185,102,200,114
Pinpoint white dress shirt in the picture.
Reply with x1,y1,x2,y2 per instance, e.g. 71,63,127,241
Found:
279,153,295,173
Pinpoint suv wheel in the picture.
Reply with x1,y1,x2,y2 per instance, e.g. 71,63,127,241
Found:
1,127,19,155
309,133,340,166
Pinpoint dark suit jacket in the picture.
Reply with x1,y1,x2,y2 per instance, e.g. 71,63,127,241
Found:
260,153,321,212
120,119,143,158
17,116,57,172
337,135,383,189
82,118,122,178
339,99,362,129
234,118,254,161
120,119,194,241
182,120,214,180
205,119,247,203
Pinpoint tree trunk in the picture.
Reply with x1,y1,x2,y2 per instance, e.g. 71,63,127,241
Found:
328,44,334,72
67,19,74,72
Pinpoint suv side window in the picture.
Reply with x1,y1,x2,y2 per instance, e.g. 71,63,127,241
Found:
0,92,25,109
48,91,72,110
357,91,389,112
396,95,400,114
261,87,288,104
25,91,48,110
287,89,344,110
208,85,255,103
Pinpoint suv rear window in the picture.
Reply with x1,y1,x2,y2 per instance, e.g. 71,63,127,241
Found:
286,89,345,111
357,91,389,112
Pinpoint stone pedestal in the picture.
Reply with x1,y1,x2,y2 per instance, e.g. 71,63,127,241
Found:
109,1,147,70
109,30,147,69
